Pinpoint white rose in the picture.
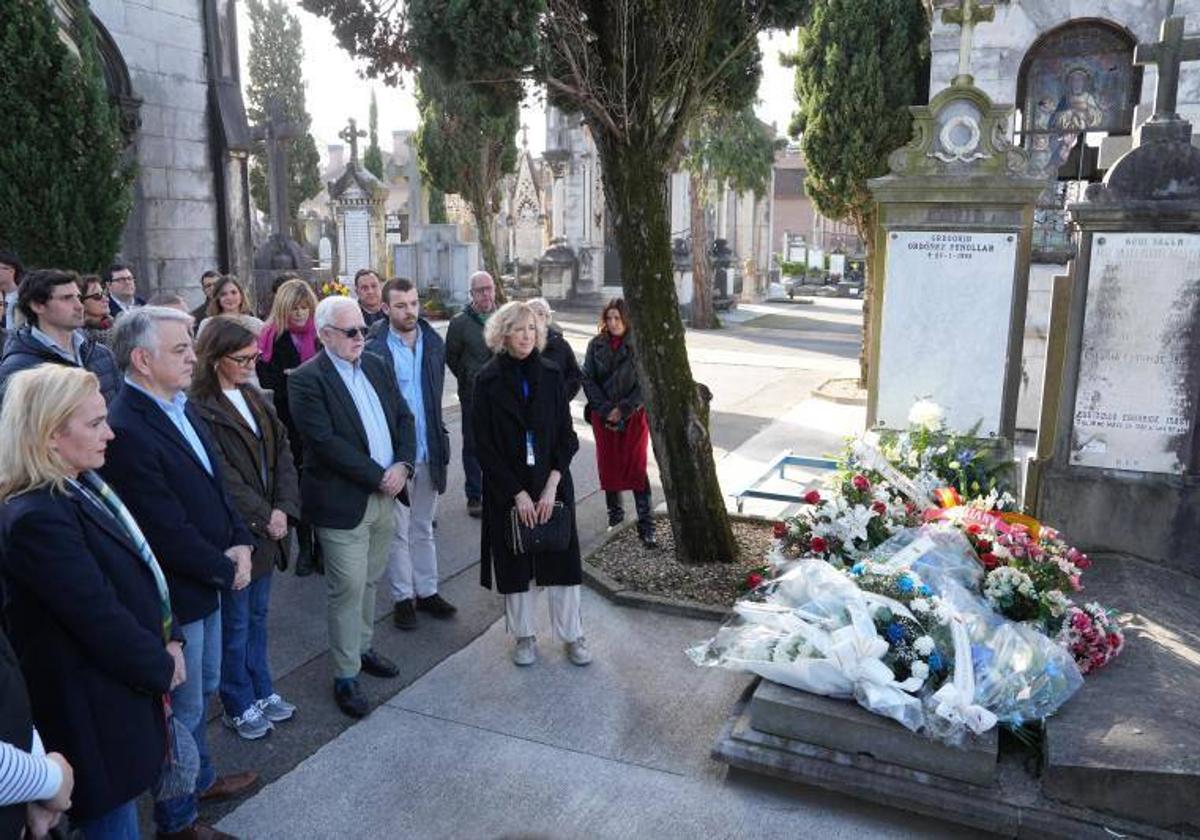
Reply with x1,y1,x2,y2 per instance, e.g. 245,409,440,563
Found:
910,661,930,681
910,598,930,615
914,635,935,656
907,399,945,432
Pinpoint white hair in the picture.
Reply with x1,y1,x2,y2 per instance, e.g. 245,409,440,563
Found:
110,305,195,372
468,270,494,290
314,295,361,332
526,297,552,320
483,301,547,354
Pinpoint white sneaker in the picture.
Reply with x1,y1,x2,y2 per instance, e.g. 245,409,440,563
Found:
222,704,273,740
513,636,537,666
257,693,296,723
565,637,593,666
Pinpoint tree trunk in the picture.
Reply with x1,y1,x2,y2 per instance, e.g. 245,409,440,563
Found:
467,188,506,303
856,208,877,389
599,143,737,564
688,170,716,329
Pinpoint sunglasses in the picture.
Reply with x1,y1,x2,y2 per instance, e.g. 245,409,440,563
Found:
226,352,261,368
327,325,369,339
82,291,109,302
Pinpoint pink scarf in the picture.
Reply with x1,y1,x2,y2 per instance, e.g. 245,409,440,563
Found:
259,318,318,364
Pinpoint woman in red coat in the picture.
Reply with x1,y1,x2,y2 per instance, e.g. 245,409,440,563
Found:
581,298,656,548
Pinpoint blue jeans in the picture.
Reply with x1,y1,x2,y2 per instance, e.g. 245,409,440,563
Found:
154,608,221,834
460,394,482,501
76,798,139,839
220,574,274,716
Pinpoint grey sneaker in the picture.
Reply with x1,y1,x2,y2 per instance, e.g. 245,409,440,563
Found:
222,704,273,740
513,636,537,666
565,637,593,666
256,693,296,723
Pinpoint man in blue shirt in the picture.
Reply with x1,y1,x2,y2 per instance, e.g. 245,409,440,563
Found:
367,279,455,631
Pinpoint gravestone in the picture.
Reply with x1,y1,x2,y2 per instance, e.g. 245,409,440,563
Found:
328,117,388,282
1036,15,1200,575
866,1,1047,439
250,98,308,286
391,224,479,302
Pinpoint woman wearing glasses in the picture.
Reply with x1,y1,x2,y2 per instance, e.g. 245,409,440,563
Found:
191,317,301,740
76,275,115,347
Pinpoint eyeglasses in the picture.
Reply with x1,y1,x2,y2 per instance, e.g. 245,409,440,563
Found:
82,291,109,302
327,326,369,339
110,274,134,283
226,352,261,368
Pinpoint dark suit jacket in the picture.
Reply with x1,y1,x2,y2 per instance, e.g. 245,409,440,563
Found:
108,295,145,318
287,350,417,529
100,385,253,625
365,318,451,494
1,483,176,819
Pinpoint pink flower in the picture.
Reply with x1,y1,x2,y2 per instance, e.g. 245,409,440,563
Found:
809,536,828,554
803,490,822,505
871,501,887,515
851,474,870,492
1069,575,1082,592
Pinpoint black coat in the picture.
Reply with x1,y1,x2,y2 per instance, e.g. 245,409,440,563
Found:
0,627,32,838
582,333,643,421
365,319,451,494
256,329,320,469
445,306,491,404
100,386,254,625
543,327,582,403
472,352,581,594
191,387,302,579
1,485,175,820
287,350,417,529
0,326,121,408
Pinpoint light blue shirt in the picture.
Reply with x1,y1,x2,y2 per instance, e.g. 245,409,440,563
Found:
123,377,213,475
3,290,16,329
31,326,84,365
329,353,394,469
387,327,427,464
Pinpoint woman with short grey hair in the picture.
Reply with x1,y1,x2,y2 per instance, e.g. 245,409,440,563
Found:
526,297,582,402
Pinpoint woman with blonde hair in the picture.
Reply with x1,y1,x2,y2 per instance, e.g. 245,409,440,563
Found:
197,275,263,337
472,301,588,667
0,365,185,838
257,278,322,574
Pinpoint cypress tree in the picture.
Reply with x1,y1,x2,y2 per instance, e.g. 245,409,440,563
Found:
0,0,134,270
364,89,385,180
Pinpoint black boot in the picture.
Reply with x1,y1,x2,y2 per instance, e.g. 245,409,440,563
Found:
605,491,625,528
295,522,321,577
634,490,657,548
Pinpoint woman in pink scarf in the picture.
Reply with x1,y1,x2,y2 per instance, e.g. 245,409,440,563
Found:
257,279,321,574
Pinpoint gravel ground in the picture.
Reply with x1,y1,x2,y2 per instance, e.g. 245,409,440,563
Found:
587,516,775,606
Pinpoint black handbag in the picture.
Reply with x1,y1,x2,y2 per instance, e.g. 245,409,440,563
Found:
507,502,572,555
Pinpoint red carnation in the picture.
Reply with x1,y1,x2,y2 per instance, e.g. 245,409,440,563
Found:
871,501,887,515
975,539,993,554
746,572,764,589
966,523,983,535
772,521,788,539
803,489,822,505
851,474,870,492
980,553,999,570
809,536,829,553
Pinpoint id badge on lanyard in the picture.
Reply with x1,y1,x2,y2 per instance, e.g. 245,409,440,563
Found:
525,431,536,466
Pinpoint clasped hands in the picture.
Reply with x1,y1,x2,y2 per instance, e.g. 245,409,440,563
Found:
378,463,411,498
514,471,560,528
24,752,73,839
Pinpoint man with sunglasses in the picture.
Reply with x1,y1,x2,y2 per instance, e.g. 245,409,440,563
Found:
0,269,120,406
287,296,416,719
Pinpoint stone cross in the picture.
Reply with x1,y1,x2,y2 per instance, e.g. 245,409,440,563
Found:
250,97,301,238
942,0,995,81
1134,16,1200,121
339,117,367,165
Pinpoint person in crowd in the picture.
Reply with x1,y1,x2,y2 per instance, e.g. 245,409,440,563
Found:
257,278,322,575
0,365,184,838
101,307,258,838
288,296,416,718
192,318,301,741
197,276,263,337
473,301,588,667
353,269,387,328
0,295,8,356
0,621,75,840
527,297,582,402
0,269,120,406
0,250,23,330
190,270,221,327
366,278,455,631
446,270,497,518
78,274,115,346
148,292,192,313
582,298,657,548
103,264,144,318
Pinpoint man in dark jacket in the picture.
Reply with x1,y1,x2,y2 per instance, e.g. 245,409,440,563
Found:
367,278,456,631
0,269,120,406
103,264,145,318
445,270,496,517
100,306,258,839
288,296,416,718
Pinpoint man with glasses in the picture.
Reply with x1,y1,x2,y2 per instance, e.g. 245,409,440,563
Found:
0,269,120,405
287,296,416,719
0,250,22,330
103,264,144,318
190,269,221,327
445,270,497,518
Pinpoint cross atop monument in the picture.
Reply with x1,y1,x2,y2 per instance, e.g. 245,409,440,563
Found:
521,123,529,148
339,117,367,165
1135,16,1200,123
942,0,995,83
250,97,301,238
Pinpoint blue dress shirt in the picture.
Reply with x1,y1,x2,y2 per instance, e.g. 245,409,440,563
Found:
329,353,394,470
123,377,213,475
386,327,427,464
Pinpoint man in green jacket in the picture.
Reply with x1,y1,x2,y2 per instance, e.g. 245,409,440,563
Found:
445,270,496,517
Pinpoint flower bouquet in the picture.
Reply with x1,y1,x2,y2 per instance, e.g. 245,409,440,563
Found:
319,279,351,299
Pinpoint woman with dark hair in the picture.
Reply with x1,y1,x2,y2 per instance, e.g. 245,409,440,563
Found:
77,274,115,346
256,278,323,575
196,276,263,337
582,298,656,548
192,317,301,740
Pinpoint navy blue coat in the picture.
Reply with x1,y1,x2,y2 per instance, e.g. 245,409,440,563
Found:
1,483,176,820
0,326,121,407
365,319,451,494
100,385,253,625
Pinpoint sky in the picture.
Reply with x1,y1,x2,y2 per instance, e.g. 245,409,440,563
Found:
236,3,800,164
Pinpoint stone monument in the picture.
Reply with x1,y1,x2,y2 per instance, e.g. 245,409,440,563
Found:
328,117,389,282
865,0,1047,440
251,99,308,271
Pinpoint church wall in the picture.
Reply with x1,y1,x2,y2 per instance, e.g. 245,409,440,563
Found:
92,0,221,302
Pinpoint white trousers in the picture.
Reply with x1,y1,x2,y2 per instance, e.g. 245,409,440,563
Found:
387,464,440,601
504,585,583,642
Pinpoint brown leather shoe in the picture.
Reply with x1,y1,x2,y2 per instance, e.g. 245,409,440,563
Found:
155,822,237,839
197,771,259,803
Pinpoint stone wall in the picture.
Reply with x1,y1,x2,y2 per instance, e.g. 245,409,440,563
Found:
91,0,219,305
